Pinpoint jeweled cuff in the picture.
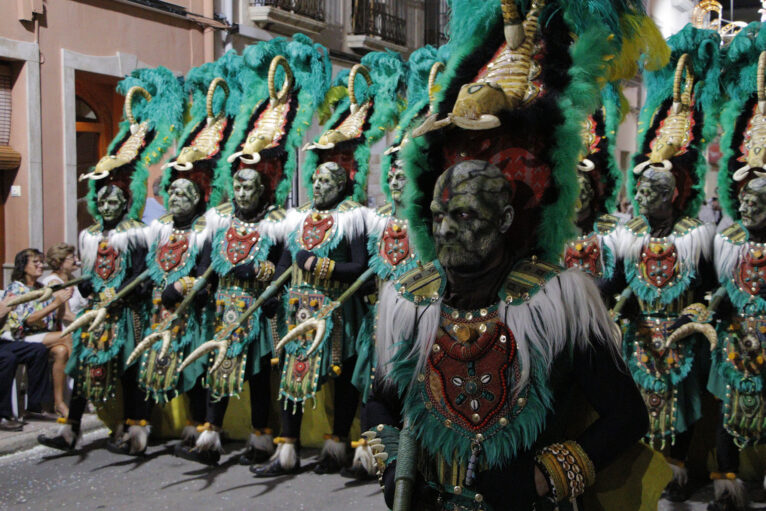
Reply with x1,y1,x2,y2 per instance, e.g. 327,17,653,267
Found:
535,440,596,503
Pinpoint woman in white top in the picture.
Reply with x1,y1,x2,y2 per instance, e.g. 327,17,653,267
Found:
41,243,87,322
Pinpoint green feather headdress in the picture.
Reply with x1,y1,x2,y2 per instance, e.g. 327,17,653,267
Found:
718,22,766,219
302,50,407,203
85,66,184,224
160,50,247,211
216,35,330,208
402,0,665,262
380,45,451,203
629,24,722,218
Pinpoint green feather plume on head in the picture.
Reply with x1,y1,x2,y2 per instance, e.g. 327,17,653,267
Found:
601,82,627,212
87,66,184,224
718,22,766,219
629,24,722,217
302,50,406,204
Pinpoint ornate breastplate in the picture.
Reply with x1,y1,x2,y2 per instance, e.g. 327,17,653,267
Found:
156,232,191,273
639,240,679,289
564,233,602,277
223,220,261,266
423,306,527,434
95,240,121,281
300,212,335,250
736,244,766,297
379,218,412,267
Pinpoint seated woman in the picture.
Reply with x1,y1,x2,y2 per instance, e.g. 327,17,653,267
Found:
1,248,74,417
41,243,87,324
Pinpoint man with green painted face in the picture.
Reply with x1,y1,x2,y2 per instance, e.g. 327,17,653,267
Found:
706,176,766,511
612,165,715,501
365,160,647,510
138,174,216,450
174,167,292,466
38,182,151,454
252,160,369,477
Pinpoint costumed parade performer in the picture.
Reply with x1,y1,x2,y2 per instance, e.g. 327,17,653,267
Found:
37,67,184,453
704,21,766,511
361,0,667,509
563,83,624,286
174,34,331,466
341,44,450,480
252,51,407,477
613,24,720,503
126,52,244,450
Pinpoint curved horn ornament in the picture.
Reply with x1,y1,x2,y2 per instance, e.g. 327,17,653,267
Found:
5,287,53,307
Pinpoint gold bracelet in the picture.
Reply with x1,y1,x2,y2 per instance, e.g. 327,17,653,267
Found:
178,276,196,295
256,261,276,282
535,441,595,502
314,257,332,280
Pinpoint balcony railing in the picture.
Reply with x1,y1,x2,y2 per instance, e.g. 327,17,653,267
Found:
424,0,449,46
352,1,407,47
250,0,325,22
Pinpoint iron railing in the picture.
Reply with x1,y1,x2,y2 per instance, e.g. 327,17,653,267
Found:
250,0,325,22
352,0,407,47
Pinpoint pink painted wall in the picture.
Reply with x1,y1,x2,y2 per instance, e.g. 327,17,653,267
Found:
1,0,210,261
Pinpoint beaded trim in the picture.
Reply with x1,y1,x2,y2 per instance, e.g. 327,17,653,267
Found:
535,441,595,503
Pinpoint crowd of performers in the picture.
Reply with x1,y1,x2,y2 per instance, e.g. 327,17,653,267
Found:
4,1,762,510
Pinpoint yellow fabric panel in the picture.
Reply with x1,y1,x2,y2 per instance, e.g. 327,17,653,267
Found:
584,444,672,511
98,374,361,448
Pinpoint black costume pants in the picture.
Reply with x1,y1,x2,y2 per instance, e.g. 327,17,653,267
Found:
0,340,50,418
715,412,739,473
65,364,151,432
187,378,208,424
281,357,360,441
206,355,271,429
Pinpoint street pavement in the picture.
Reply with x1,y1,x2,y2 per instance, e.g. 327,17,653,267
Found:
0,420,763,510
0,427,387,511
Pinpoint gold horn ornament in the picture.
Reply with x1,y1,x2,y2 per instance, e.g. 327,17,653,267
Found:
633,53,694,176
164,77,230,171
733,51,766,182
302,64,373,151
80,86,152,181
413,0,546,137
227,55,294,165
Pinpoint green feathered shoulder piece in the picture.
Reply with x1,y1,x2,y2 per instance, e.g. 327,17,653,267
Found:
86,66,184,224
630,24,721,218
161,50,248,210
401,0,663,262
302,50,407,203
718,22,766,219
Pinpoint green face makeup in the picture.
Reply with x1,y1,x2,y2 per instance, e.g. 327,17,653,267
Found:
97,186,128,225
430,160,514,270
575,172,594,222
312,162,347,210
388,162,406,205
167,178,201,222
739,179,766,232
635,170,675,220
233,168,264,217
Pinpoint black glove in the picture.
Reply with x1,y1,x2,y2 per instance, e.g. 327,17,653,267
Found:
77,279,94,299
231,261,255,280
382,463,440,511
262,297,280,319
669,314,693,334
161,284,183,309
295,250,317,271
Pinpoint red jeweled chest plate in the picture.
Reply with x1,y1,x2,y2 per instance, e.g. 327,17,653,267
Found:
564,233,602,277
737,247,766,296
225,227,260,266
380,219,410,266
301,213,334,250
157,233,190,272
640,242,678,288
95,241,119,281
426,315,516,431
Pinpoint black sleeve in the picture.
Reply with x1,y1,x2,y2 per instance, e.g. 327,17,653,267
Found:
193,240,214,306
571,337,648,471
330,234,368,283
596,258,626,306
116,244,150,304
273,245,293,281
